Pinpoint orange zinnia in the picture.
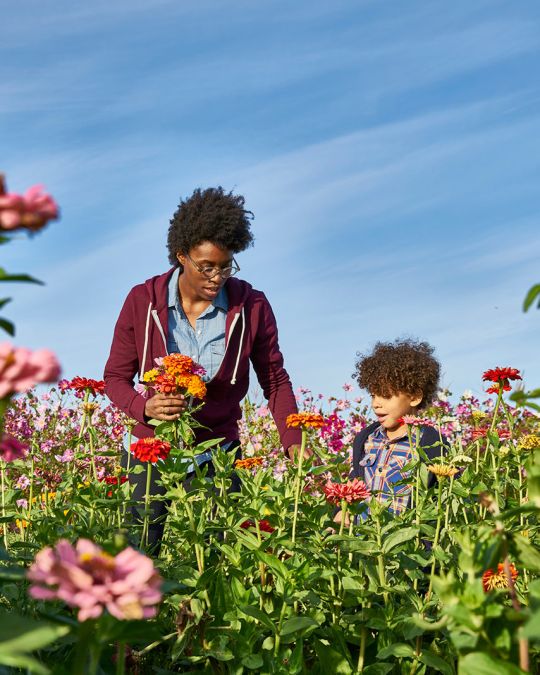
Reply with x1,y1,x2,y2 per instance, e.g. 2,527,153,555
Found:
482,562,518,592
286,412,325,429
235,456,264,470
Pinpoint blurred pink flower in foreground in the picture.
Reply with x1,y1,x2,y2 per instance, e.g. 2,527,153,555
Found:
0,343,61,398
323,478,371,506
28,539,162,622
0,434,28,462
399,415,437,428
0,182,59,232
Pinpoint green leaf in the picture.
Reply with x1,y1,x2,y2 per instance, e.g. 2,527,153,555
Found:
521,608,540,639
238,605,276,633
382,527,419,554
0,652,50,674
362,666,393,675
313,639,353,674
458,652,525,674
280,616,318,636
0,317,15,336
419,649,454,674
513,535,540,572
0,269,43,285
523,283,540,312
0,616,70,653
377,643,415,659
242,654,264,669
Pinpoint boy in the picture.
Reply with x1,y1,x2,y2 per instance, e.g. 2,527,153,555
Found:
351,338,446,512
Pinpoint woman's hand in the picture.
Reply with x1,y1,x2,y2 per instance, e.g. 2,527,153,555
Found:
144,392,187,421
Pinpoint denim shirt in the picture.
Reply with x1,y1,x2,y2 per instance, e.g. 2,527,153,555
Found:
166,267,228,382
167,267,228,470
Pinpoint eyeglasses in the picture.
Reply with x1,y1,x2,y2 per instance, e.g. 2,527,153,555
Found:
184,253,240,279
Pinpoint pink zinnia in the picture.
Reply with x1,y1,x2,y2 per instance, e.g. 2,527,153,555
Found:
323,479,371,506
27,539,162,622
0,343,61,398
399,415,437,428
0,183,59,232
0,434,28,462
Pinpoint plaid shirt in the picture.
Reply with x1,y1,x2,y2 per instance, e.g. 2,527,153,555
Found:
359,424,417,513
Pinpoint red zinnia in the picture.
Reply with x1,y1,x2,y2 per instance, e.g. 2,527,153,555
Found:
482,367,521,384
486,384,512,394
240,519,275,533
130,438,171,463
482,562,518,593
68,377,105,396
323,479,371,506
100,475,129,497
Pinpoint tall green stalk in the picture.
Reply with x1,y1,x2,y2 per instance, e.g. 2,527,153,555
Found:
291,429,307,544
140,462,153,549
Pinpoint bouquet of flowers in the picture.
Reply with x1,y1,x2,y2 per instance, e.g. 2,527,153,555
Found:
139,354,207,446
141,354,206,400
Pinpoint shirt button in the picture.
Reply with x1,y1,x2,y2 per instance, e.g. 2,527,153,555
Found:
197,330,201,335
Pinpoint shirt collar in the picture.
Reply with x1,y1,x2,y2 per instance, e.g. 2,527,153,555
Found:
374,424,409,444
167,267,228,312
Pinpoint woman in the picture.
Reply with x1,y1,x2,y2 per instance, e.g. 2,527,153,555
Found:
104,187,300,548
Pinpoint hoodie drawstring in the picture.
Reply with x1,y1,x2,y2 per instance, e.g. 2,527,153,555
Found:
151,309,168,354
140,302,152,378
230,306,245,385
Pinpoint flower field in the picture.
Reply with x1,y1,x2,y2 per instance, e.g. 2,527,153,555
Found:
2,175,540,674
1,376,540,674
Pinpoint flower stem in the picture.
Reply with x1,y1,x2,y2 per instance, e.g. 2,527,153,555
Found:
426,478,443,602
291,429,307,544
140,461,153,550
1,461,7,551
116,642,126,675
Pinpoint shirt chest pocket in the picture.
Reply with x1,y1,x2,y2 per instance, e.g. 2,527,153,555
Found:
210,341,225,358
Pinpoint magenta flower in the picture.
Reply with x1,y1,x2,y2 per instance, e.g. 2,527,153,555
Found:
0,184,59,232
27,539,162,622
0,343,61,398
0,434,28,462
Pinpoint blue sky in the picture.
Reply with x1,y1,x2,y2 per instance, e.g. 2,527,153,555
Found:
2,0,540,402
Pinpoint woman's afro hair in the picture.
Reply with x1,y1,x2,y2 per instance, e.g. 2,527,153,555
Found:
167,186,254,264
354,338,440,409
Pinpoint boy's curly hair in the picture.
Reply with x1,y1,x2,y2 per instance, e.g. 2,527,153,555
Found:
354,338,440,409
167,186,254,264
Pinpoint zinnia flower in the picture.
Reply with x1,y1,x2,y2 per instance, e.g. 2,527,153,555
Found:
27,539,162,621
0,434,28,462
427,464,459,479
286,413,326,429
0,343,61,398
142,354,207,399
68,377,105,397
482,562,518,593
482,368,521,395
240,519,275,533
482,367,522,383
518,434,540,450
130,438,171,463
0,183,59,232
235,456,264,470
100,475,129,497
399,415,437,428
323,479,371,506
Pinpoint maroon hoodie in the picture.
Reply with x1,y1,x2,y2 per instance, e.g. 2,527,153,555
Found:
104,269,301,449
